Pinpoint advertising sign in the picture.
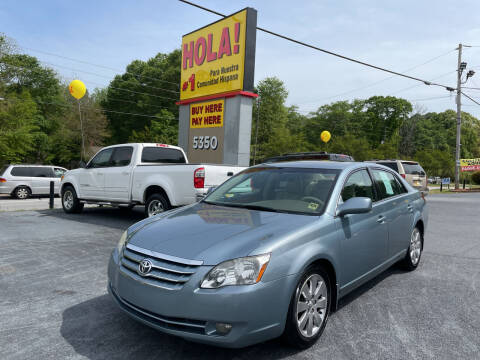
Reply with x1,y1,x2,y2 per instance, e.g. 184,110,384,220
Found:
180,8,257,101
460,158,480,172
188,99,225,163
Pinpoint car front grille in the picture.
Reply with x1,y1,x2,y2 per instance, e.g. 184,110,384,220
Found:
120,243,202,290
110,283,207,334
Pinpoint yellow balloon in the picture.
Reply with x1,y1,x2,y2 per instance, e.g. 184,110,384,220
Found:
321,130,331,143
68,79,86,100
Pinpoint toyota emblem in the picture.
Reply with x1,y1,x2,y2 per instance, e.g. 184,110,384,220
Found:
138,259,153,276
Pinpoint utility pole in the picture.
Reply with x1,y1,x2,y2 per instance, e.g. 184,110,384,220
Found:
455,44,462,190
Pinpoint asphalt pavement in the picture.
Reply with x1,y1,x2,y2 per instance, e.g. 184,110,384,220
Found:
0,194,479,360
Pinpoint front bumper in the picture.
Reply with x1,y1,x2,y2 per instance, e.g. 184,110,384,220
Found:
107,251,296,348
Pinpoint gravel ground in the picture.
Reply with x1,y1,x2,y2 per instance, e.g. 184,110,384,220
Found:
0,194,479,360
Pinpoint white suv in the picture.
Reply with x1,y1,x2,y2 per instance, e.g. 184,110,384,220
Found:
365,160,428,193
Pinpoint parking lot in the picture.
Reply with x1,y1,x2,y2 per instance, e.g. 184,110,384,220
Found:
0,193,479,360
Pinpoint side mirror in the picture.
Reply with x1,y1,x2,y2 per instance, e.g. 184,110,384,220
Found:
78,161,87,168
336,197,372,217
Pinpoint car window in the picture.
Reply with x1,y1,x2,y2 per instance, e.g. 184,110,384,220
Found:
11,167,32,177
110,147,133,167
141,147,186,163
205,167,340,215
379,162,399,172
32,167,55,177
87,148,114,168
402,162,425,175
54,168,66,178
340,169,375,203
371,169,406,200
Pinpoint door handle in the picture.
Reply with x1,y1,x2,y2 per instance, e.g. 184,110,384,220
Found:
121,172,129,175
377,215,386,224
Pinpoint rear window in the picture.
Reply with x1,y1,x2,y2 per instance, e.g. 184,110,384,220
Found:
402,162,425,175
379,162,399,172
0,165,8,176
111,146,133,167
141,147,186,164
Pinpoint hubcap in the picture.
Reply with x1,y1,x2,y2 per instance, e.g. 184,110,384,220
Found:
17,188,28,199
410,228,422,265
63,191,74,210
148,200,164,217
296,274,328,338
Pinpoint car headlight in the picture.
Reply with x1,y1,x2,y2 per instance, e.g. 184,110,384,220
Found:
200,253,271,289
117,230,128,253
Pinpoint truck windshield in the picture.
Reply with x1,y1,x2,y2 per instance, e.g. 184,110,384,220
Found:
204,167,340,215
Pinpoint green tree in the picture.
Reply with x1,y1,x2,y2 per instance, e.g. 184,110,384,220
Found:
102,50,181,144
0,91,39,165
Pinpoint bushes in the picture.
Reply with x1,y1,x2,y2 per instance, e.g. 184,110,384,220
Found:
472,171,480,185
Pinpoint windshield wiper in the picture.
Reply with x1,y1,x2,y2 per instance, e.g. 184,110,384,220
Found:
203,201,284,213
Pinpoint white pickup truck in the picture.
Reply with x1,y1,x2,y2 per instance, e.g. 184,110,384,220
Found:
60,143,245,217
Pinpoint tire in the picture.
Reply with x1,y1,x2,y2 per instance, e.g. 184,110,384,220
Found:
62,186,84,214
145,193,170,218
401,226,423,271
283,265,331,349
14,186,30,200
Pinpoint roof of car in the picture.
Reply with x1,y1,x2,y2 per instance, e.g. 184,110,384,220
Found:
256,160,366,170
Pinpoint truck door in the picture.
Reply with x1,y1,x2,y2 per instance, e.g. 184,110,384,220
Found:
79,148,113,199
102,146,134,202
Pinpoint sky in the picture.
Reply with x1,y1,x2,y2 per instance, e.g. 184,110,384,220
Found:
2,0,480,118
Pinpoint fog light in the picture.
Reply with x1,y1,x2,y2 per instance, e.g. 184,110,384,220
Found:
215,322,232,334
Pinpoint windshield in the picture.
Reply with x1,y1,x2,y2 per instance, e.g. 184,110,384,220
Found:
204,166,340,215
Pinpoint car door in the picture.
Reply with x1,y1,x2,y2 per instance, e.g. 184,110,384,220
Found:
102,146,134,202
370,168,413,259
31,167,55,195
79,148,114,199
335,169,388,290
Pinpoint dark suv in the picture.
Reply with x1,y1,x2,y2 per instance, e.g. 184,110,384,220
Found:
265,152,354,163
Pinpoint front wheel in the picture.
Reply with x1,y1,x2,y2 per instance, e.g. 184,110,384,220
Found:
62,186,84,214
401,227,423,271
145,193,170,218
283,265,331,349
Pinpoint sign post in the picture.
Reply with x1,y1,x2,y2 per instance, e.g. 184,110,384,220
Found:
177,8,258,166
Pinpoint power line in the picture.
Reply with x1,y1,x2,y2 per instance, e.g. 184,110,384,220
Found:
296,49,456,105
295,95,453,113
36,60,179,94
19,45,180,88
1,96,176,119
179,0,454,92
390,71,455,95
461,91,480,106
0,61,178,101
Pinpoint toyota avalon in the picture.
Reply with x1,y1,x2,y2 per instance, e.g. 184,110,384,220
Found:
108,161,428,348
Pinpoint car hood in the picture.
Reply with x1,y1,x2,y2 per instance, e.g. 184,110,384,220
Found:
127,202,318,265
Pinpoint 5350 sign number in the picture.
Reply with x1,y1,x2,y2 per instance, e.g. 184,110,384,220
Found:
192,136,218,150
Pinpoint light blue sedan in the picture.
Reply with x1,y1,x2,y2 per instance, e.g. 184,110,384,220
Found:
108,161,428,348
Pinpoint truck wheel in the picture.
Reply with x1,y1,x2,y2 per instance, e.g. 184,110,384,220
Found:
62,186,84,214
145,193,170,217
14,186,30,199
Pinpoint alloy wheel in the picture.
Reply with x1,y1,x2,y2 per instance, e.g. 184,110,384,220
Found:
410,228,422,265
148,200,164,217
63,190,74,210
296,273,328,338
